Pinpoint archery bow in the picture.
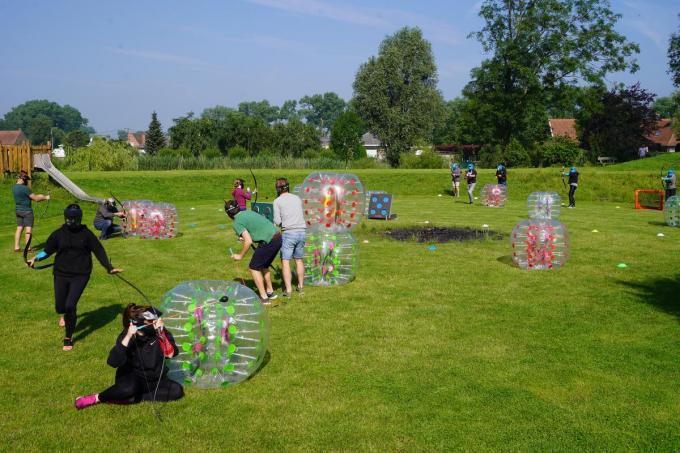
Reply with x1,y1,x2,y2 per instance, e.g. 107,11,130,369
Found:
109,190,128,233
249,168,258,205
660,166,667,191
560,166,567,190
23,233,54,270
37,189,50,223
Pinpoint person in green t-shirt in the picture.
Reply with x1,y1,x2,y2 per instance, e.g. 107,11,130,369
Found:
12,172,50,252
225,199,282,306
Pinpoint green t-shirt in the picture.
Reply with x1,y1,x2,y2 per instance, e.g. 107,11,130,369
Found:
232,210,276,243
12,184,32,212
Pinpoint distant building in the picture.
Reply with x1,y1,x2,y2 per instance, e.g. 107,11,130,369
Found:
548,118,678,152
434,144,482,162
320,133,331,149
0,129,28,145
127,131,146,153
362,132,383,159
548,119,578,142
52,144,66,158
645,119,678,152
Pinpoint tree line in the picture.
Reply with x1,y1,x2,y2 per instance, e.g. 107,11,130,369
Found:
2,3,680,168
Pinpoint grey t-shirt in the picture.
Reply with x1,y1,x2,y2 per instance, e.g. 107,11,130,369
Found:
273,193,306,232
666,174,677,190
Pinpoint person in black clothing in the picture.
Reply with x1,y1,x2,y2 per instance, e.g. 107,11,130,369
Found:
562,166,580,208
496,164,507,186
465,163,477,204
93,198,126,240
75,304,184,409
27,204,123,351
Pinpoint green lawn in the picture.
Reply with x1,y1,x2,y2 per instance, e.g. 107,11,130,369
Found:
1,169,679,451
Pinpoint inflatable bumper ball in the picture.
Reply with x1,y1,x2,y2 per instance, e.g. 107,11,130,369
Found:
303,232,358,286
665,195,680,227
160,280,270,388
527,192,561,220
511,220,569,270
299,172,365,232
482,184,507,207
140,202,178,239
122,200,152,237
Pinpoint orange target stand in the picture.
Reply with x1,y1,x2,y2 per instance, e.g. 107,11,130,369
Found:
634,190,664,210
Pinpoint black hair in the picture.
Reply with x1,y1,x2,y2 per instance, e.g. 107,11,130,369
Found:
224,199,240,219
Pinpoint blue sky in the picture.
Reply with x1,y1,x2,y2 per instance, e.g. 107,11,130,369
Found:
1,0,678,134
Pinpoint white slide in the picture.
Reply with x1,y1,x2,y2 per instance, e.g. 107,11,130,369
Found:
33,153,104,203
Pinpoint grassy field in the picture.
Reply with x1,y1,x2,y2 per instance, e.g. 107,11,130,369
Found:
1,164,679,451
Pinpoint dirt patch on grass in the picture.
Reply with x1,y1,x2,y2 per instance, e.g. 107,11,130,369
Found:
383,226,503,243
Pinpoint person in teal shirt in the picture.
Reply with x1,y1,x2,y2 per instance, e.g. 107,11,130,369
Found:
225,199,282,306
12,172,50,252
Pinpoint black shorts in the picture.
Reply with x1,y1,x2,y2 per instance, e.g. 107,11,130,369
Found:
249,234,282,270
16,211,34,227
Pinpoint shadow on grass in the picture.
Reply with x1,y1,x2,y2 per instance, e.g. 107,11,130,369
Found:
647,221,667,226
247,350,271,381
618,274,680,322
497,255,514,267
74,304,121,342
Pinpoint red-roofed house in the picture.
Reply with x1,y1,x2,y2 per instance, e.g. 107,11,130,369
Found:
127,132,146,152
548,119,578,142
645,119,678,152
0,130,28,145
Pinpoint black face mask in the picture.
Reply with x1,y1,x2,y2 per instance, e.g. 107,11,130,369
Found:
65,217,82,231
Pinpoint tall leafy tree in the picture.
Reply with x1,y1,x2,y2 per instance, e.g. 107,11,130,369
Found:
145,111,165,155
64,130,90,148
270,119,320,157
669,14,680,87
352,27,442,167
299,92,346,130
278,100,299,122
652,93,680,119
576,83,659,162
0,99,91,134
467,0,639,146
238,100,279,123
26,114,53,144
330,111,365,165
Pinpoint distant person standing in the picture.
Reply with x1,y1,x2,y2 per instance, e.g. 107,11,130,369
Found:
93,198,126,240
232,178,256,211
496,164,507,186
12,171,50,252
662,169,676,200
465,163,477,204
562,166,580,208
273,178,306,299
450,162,461,197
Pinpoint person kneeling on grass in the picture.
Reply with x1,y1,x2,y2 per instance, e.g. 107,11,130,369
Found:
93,198,126,240
75,304,183,409
225,199,282,306
27,204,123,351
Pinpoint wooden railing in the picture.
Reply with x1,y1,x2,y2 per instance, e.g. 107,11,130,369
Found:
0,142,52,187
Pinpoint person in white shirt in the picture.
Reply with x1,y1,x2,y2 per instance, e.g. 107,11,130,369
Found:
273,178,306,299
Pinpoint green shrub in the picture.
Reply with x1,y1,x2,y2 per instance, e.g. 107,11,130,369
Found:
478,144,503,168
228,145,249,159
200,147,221,159
503,139,531,167
539,136,587,166
399,149,446,169
302,148,321,159
62,138,138,171
350,157,387,169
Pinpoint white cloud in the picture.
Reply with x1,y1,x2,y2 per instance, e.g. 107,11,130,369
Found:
105,47,212,67
246,0,388,27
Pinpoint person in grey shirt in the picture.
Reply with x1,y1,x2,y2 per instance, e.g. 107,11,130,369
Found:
662,169,676,201
93,198,126,239
273,178,306,298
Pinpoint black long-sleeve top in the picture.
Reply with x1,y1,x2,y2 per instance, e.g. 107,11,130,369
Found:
42,225,114,276
107,329,179,380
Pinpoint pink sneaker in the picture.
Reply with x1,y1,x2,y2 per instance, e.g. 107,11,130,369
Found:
75,394,99,410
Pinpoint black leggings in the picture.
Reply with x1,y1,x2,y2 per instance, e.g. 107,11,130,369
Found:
666,188,676,201
54,274,90,339
98,372,184,403
568,185,577,207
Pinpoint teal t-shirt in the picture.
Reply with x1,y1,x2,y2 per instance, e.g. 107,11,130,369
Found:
232,210,276,243
12,184,32,212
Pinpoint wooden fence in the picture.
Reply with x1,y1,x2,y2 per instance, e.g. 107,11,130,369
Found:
0,142,51,187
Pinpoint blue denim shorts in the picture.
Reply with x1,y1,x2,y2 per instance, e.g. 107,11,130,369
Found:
280,231,306,260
